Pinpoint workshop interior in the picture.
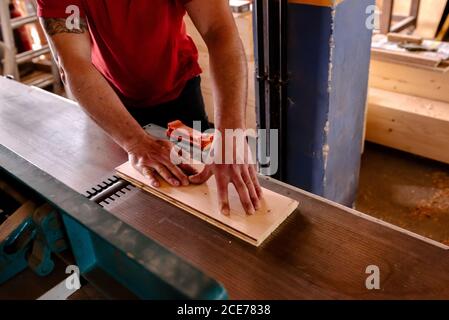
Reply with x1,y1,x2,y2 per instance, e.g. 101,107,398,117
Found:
1,0,449,301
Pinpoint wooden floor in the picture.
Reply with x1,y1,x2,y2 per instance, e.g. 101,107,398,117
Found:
0,255,105,300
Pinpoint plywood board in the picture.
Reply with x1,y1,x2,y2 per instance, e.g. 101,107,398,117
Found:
115,162,298,246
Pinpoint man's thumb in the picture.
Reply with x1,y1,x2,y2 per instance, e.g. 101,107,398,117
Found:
189,166,212,184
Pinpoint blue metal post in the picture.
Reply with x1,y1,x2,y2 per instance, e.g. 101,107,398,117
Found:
284,0,373,205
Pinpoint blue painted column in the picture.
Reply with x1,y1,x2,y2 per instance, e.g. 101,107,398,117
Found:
285,0,373,206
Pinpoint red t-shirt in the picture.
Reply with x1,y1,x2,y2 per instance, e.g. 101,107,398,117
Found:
37,0,202,107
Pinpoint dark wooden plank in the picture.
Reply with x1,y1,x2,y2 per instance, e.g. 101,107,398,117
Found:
0,257,68,300
0,78,126,194
1,78,449,299
103,182,449,299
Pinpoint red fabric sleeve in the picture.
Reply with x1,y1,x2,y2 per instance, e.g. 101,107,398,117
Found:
36,0,84,18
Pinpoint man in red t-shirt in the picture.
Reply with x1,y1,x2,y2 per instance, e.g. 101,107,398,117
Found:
37,0,262,215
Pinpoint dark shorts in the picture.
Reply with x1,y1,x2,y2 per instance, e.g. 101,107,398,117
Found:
126,76,210,132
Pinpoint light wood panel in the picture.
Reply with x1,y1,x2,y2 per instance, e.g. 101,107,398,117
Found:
116,162,299,246
371,48,442,67
369,59,449,103
387,32,423,44
415,0,447,38
366,87,449,164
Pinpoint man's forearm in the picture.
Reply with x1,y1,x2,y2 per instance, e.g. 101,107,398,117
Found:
64,62,147,151
206,30,248,131
39,17,145,151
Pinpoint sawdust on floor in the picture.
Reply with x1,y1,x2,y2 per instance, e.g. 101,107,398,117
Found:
356,143,449,246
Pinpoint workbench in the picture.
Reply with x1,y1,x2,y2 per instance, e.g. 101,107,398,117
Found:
1,77,449,299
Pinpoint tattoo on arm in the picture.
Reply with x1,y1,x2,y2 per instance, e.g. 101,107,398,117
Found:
41,18,88,36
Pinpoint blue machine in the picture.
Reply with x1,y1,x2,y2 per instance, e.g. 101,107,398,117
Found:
0,201,67,284
0,145,228,299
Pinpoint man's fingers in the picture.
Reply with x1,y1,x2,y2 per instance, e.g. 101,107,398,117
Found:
216,179,230,216
153,164,180,186
189,166,213,184
232,175,255,215
179,163,198,176
163,160,190,186
242,167,261,210
249,165,263,198
142,167,160,188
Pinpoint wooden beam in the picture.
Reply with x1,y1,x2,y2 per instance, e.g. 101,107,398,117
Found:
390,16,417,33
387,32,423,44
0,0,19,78
366,88,449,164
369,59,449,103
409,0,421,17
387,0,446,38
380,0,394,34
371,48,442,67
415,0,447,38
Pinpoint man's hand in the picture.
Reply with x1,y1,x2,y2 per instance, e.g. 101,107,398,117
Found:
186,0,262,215
127,135,197,188
189,137,263,216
